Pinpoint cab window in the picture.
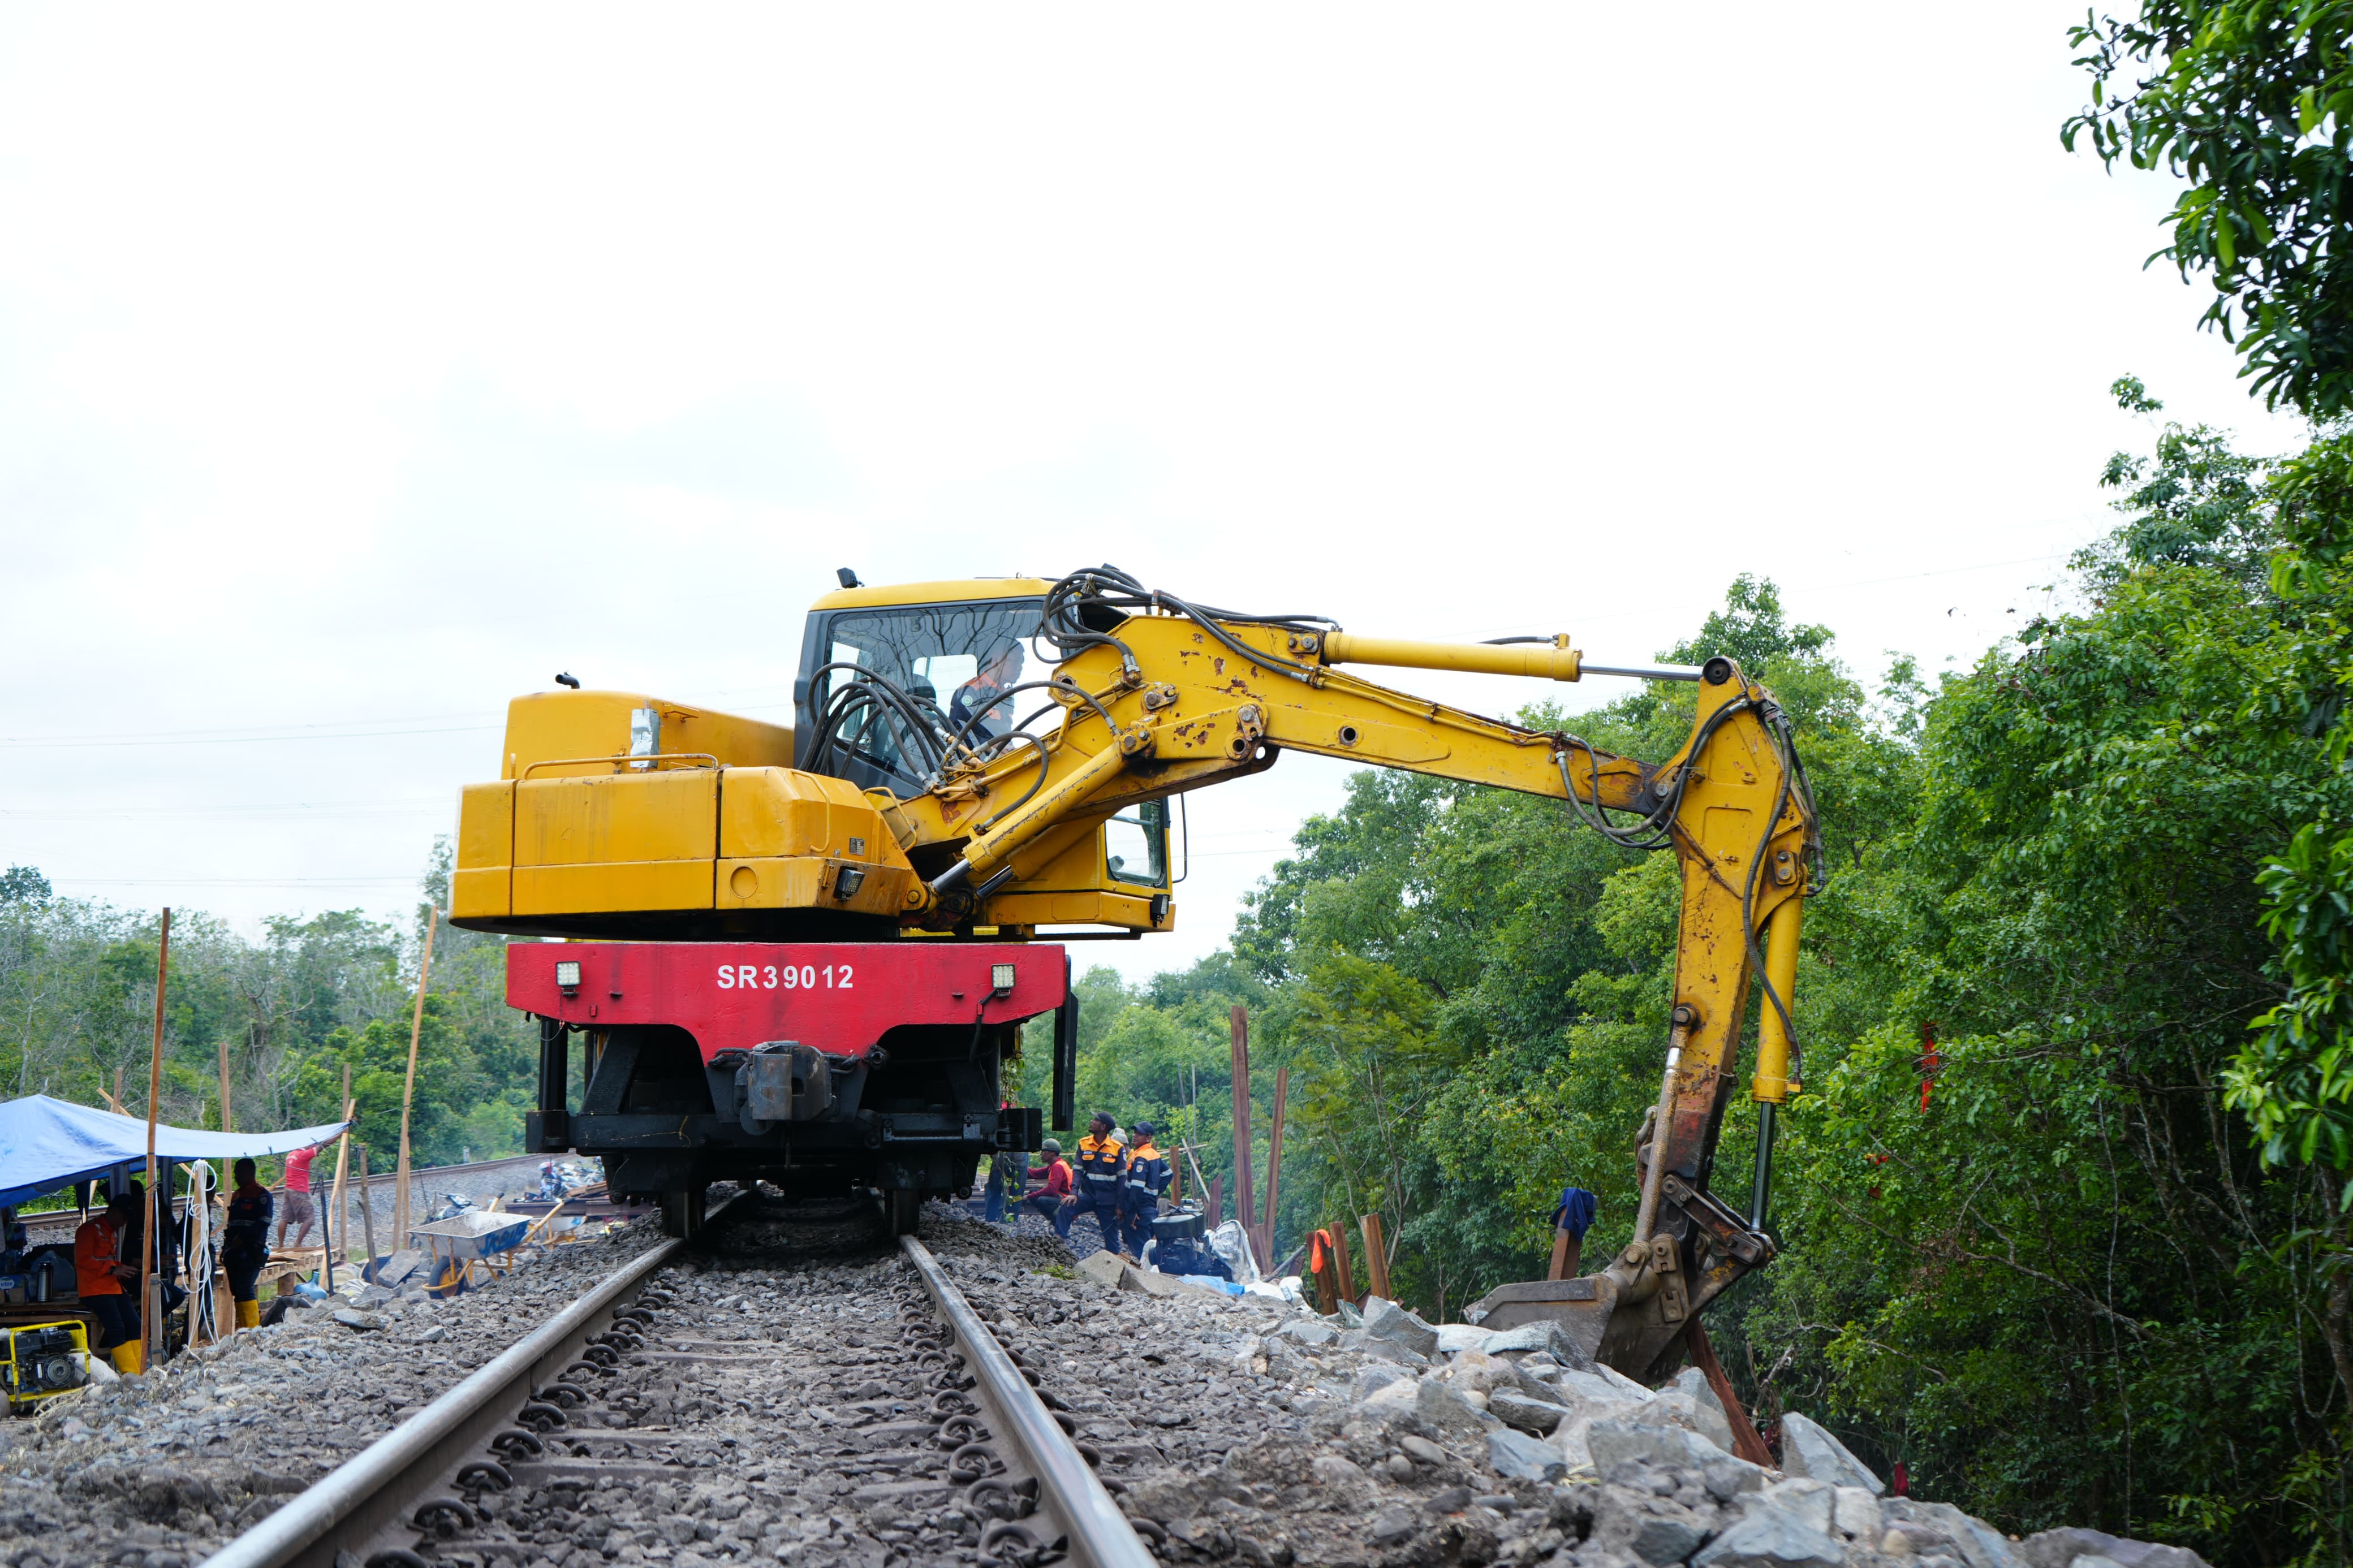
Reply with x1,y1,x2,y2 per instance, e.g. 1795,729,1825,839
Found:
1104,800,1169,887
797,600,1044,793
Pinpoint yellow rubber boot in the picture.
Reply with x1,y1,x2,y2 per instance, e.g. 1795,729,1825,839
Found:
235,1299,260,1330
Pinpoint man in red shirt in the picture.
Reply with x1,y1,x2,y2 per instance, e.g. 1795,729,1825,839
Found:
1012,1139,1072,1226
274,1144,320,1250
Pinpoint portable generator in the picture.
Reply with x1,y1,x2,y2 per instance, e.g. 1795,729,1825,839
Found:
1,1321,88,1410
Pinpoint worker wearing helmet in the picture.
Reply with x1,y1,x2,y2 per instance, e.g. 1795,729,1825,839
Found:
1119,1121,1173,1260
1056,1114,1127,1256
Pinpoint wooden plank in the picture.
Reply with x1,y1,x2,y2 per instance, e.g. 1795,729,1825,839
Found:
1259,1065,1287,1268
1359,1212,1392,1302
1686,1320,1774,1468
1229,1005,1256,1270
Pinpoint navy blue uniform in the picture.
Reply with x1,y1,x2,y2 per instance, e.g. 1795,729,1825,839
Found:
1119,1139,1172,1258
1055,1133,1127,1254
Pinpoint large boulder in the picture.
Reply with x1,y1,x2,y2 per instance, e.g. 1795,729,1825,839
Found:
2017,1530,2211,1568
1482,1318,1597,1369
1485,1427,1567,1484
1589,1486,1714,1567
1778,1412,1884,1494
1830,1486,1883,1544
1273,1318,1337,1349
1440,1350,1516,1395
1625,1387,1735,1455
1669,1367,1740,1454
1413,1375,1496,1437
1884,1499,2028,1568
1361,1297,1442,1358
1589,1419,1768,1502
1556,1368,1648,1408
1747,1479,1834,1537
1488,1389,1567,1435
1074,1251,1128,1290
1693,1505,1844,1568
1339,1328,1430,1370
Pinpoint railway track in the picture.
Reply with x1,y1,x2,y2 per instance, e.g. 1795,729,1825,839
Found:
197,1191,1154,1568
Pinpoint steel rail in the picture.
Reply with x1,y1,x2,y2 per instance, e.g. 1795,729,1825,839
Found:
900,1235,1156,1568
199,1197,732,1568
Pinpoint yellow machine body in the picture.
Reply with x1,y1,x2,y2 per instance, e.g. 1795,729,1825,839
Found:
452,567,1818,1380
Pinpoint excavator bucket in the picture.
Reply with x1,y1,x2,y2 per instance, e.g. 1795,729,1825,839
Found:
1465,1176,1772,1381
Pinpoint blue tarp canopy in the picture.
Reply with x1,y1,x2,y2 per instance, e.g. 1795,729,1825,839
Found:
0,1094,350,1210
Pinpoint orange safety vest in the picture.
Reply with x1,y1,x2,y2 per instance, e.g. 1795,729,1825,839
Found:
1075,1133,1127,1196
74,1217,123,1298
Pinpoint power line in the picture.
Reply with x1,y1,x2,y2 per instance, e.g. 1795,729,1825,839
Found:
0,723,496,751
2,798,449,820
46,876,420,888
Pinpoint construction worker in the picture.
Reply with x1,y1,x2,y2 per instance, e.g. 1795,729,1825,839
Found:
1550,1183,1598,1280
275,1143,320,1250
223,1157,273,1329
1056,1113,1126,1255
1119,1121,1173,1260
72,1193,137,1350
950,640,1024,739
1014,1139,1072,1224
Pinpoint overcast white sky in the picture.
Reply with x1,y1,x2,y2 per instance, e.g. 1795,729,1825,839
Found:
0,5,2309,981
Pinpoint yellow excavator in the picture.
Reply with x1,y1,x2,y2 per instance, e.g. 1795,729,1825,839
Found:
451,565,1817,1380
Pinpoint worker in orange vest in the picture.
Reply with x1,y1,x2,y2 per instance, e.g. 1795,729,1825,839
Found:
73,1192,139,1349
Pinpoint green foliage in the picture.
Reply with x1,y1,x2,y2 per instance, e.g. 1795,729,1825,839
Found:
1067,403,2353,1562
2066,5,2353,414
0,839,535,1182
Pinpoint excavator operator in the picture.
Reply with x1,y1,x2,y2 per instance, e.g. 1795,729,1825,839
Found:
949,637,1025,739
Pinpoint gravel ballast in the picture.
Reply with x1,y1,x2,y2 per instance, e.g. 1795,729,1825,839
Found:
0,1195,2206,1568
0,1213,670,1567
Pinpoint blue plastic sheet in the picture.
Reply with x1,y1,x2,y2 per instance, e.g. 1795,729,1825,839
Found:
0,1094,350,1209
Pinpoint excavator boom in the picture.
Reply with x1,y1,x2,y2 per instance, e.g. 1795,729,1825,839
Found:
452,565,1817,1377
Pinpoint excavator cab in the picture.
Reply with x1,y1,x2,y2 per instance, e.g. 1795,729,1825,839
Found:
789,577,1175,927
794,582,1048,793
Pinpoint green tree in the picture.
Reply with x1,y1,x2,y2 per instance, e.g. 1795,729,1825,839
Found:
2067,4,2353,414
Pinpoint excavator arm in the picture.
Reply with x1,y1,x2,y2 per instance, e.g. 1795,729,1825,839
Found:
874,568,1816,1380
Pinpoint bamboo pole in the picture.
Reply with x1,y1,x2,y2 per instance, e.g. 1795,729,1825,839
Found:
330,1065,354,1269
356,1143,378,1277
1229,1005,1255,1269
1359,1212,1393,1301
217,1036,232,1133
140,909,171,1368
1259,1065,1288,1268
391,911,439,1249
